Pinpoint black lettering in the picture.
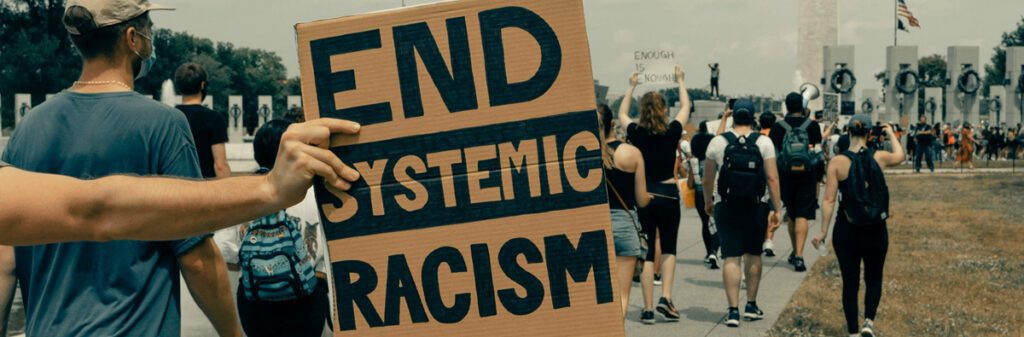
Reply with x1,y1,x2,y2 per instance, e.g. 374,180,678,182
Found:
421,247,472,324
497,238,545,315
393,18,478,118
334,260,384,331
384,255,429,326
471,243,498,317
310,30,393,126
478,6,562,107
544,231,614,309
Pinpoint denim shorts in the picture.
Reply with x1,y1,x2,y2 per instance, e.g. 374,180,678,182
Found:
610,209,644,258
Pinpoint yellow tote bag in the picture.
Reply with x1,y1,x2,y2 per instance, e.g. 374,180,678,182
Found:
679,179,696,209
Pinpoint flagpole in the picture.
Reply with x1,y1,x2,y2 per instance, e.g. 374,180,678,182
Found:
894,0,898,46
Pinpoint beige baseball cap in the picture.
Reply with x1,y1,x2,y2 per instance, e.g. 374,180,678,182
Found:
64,0,173,35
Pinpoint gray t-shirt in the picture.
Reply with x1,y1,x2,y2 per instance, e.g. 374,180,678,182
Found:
1,91,207,337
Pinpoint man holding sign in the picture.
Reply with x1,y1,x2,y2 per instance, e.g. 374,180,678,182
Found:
296,0,622,335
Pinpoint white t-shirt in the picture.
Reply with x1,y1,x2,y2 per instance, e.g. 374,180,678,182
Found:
214,188,330,275
705,130,776,205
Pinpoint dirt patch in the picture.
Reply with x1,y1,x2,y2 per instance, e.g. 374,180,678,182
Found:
768,175,1024,337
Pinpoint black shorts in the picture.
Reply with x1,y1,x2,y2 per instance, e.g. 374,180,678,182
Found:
714,202,769,258
780,174,818,220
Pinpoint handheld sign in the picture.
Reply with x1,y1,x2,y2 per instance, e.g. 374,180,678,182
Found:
633,49,677,84
295,0,622,336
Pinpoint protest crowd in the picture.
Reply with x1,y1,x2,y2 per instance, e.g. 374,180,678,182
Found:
0,1,1009,337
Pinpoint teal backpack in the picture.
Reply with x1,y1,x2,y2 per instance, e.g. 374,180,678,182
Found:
239,211,317,302
778,119,817,175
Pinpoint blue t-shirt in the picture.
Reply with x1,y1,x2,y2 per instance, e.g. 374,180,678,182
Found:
1,91,208,337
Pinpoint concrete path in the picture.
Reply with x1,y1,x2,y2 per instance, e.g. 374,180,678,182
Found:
623,205,824,337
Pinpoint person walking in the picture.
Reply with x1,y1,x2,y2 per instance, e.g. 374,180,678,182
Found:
812,114,904,337
175,62,231,178
617,66,692,324
598,104,652,319
0,2,241,336
957,123,976,169
770,93,823,272
702,99,783,328
686,121,719,269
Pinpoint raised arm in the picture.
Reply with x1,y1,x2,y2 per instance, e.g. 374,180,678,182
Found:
618,73,639,130
875,124,905,168
715,110,732,136
674,66,692,126
0,119,362,246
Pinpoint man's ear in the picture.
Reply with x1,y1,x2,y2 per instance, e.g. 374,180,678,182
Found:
124,26,138,53
201,81,208,90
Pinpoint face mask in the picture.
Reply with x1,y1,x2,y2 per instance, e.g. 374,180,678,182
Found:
132,31,156,80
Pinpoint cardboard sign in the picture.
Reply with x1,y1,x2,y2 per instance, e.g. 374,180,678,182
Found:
633,49,676,84
296,0,621,336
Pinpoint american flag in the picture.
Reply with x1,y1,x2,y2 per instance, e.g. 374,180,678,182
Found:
898,0,921,28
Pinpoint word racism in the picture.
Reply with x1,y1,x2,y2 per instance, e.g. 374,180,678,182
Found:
633,49,678,84
296,0,624,335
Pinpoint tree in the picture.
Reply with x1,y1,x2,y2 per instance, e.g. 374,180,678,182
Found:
983,16,1024,96
917,54,947,116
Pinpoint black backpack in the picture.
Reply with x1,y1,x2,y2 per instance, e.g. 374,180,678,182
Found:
718,133,766,204
777,119,817,175
841,149,890,225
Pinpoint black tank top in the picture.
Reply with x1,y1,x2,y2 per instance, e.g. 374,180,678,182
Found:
605,140,637,210
627,120,683,182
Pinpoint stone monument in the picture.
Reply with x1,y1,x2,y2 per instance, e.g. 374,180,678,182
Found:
202,95,213,110
1006,46,1024,126
861,89,882,122
287,95,302,111
14,93,32,129
257,95,272,127
228,95,244,143
797,0,838,111
923,87,942,123
823,45,856,116
885,46,918,125
989,87,1007,126
947,46,981,125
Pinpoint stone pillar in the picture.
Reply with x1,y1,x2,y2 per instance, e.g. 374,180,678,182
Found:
798,0,838,111
1006,47,1024,126
287,95,302,111
861,89,882,123
257,96,273,128
14,94,31,129
923,87,943,123
946,46,981,125
886,46,918,125
228,95,244,143
823,45,856,113
989,86,1007,126
202,95,214,110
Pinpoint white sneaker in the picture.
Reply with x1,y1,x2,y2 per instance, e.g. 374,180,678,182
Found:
763,240,776,257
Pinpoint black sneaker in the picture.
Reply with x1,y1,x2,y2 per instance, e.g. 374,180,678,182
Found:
725,308,740,327
743,302,764,321
788,253,797,266
793,256,807,272
640,310,655,325
708,254,720,269
656,297,680,322
633,274,640,283
860,319,877,337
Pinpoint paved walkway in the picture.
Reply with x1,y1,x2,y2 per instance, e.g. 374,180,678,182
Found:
623,205,824,337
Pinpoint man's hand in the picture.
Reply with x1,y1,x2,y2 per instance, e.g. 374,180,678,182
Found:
264,118,362,208
675,65,686,83
768,211,781,231
629,72,639,87
704,202,714,218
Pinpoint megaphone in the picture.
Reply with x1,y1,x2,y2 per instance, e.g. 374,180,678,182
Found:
799,82,820,109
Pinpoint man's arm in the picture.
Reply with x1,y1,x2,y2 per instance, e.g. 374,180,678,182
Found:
0,246,15,334
702,158,717,216
763,158,783,229
180,238,240,337
0,119,361,246
211,143,232,178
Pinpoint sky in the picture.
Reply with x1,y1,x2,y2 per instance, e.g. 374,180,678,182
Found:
154,0,1022,98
